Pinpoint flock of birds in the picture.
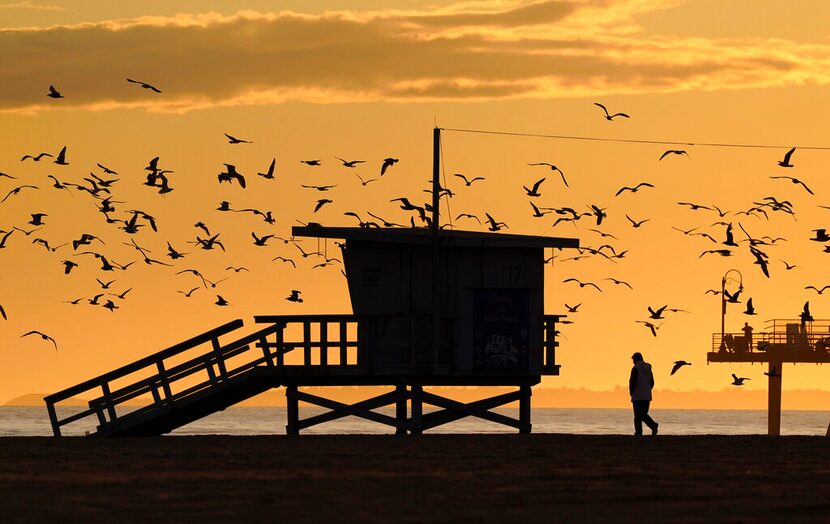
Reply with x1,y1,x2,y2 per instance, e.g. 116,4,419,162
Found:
2,85,830,391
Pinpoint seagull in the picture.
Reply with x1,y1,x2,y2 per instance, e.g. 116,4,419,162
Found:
811,229,830,242
626,215,649,228
700,249,733,258
28,213,47,226
102,300,119,312
604,277,633,289
805,285,830,295
456,213,481,224
20,152,52,162
678,202,712,211
769,176,814,195
523,177,545,197
594,102,629,121
484,213,508,232
96,278,115,289
54,146,68,166
380,157,399,176
218,164,246,188
215,295,229,306
453,173,485,186
178,287,199,298
226,266,249,273
0,172,15,179
647,305,667,319
563,278,601,291
615,182,654,196
724,287,743,303
301,184,336,191
722,223,738,246
22,331,58,352
731,374,750,386
300,159,322,166
354,172,380,186
589,229,619,240
314,199,333,212
780,260,800,270
286,290,304,303
258,158,276,179
744,298,757,315
527,163,568,187
636,321,662,337
251,232,274,246
335,157,364,168
670,361,691,375
1,185,38,204
529,202,551,218
47,85,63,99
224,133,252,144
565,303,581,313
659,150,689,161
272,256,296,268
588,205,607,225
801,301,814,322
126,78,162,93
777,147,795,168
97,163,118,175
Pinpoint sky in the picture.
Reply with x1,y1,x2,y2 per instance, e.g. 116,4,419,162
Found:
2,0,830,409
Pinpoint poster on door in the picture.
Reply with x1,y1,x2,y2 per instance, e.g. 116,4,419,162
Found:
473,288,530,373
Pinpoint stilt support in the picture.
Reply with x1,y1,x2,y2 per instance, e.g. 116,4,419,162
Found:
767,361,782,436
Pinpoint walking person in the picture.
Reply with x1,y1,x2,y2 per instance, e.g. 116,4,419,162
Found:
629,352,658,436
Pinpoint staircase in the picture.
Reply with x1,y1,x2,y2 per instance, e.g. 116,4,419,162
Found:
44,316,362,437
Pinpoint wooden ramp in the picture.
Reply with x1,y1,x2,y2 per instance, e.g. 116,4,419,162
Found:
45,315,564,437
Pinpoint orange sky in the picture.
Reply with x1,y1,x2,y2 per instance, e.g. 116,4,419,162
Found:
2,0,830,407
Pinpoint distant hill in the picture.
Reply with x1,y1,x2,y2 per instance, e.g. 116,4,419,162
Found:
7,387,830,410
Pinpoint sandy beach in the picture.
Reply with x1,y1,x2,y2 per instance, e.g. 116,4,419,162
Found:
0,434,827,523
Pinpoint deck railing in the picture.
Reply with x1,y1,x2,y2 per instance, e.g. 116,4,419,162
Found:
711,319,830,354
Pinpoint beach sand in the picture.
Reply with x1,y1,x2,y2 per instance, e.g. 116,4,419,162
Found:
0,434,827,523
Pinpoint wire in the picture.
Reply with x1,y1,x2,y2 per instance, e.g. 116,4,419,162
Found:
440,127,830,151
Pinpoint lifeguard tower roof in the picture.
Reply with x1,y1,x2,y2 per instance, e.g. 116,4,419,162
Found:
293,225,580,249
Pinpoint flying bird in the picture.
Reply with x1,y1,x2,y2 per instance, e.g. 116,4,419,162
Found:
484,213,508,232
594,102,629,121
301,184,336,191
777,147,795,168
1,185,38,204
731,374,750,386
604,277,633,290
523,177,545,197
354,172,380,186
615,182,653,196
588,205,607,225
314,199,333,212
565,303,581,313
21,331,58,352
127,78,162,93
769,176,814,195
272,256,296,268
258,158,277,179
335,157,364,168
647,305,667,319
47,85,63,99
805,285,830,295
453,173,485,186
780,260,800,271
380,157,399,176
54,146,68,166
563,278,601,291
659,150,689,161
744,298,757,315
636,321,662,337
527,163,568,187
224,133,252,144
626,215,649,228
96,163,117,175
178,287,199,298
670,361,691,376
218,164,246,188
286,290,304,302
301,159,322,166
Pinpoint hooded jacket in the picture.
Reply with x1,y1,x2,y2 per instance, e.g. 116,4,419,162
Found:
629,360,654,401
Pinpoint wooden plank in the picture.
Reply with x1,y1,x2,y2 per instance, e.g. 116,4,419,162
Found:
276,326,285,368
519,384,532,434
295,390,404,430
260,337,274,367
420,390,523,430
286,385,299,435
212,338,228,380
420,390,522,430
339,321,348,365
157,361,173,402
45,401,60,437
320,322,328,370
303,321,312,367
44,319,244,403
101,382,117,422
294,390,402,430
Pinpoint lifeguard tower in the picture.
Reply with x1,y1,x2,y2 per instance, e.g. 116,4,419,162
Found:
44,129,579,436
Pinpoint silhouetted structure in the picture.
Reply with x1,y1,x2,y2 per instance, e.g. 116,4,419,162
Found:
45,128,579,436
709,318,830,435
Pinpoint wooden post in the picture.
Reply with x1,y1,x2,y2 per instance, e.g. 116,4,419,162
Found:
46,401,61,437
276,324,285,368
211,338,228,380
545,318,556,371
339,321,348,366
320,322,328,371
411,384,423,435
157,361,173,402
768,360,782,436
303,321,312,367
286,385,299,435
519,384,532,434
396,385,408,435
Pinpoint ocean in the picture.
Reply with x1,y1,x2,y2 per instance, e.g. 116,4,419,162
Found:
1,406,828,437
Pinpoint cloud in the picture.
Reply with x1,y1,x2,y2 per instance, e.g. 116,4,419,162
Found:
1,0,830,113
0,1,64,10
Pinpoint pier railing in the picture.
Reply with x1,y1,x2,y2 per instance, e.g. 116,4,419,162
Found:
711,319,830,354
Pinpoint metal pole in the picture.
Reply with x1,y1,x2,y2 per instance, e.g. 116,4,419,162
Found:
768,361,782,436
720,275,726,351
430,128,441,373
432,127,440,232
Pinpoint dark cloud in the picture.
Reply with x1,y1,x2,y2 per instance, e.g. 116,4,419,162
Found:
0,1,815,112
